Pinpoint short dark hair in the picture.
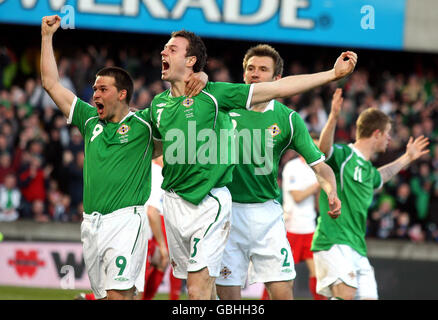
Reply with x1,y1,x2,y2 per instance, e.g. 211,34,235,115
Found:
243,44,284,77
171,30,207,73
96,67,134,104
356,108,391,139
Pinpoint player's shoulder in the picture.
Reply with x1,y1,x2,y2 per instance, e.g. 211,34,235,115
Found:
151,90,171,106
273,100,293,111
203,81,248,93
333,143,350,151
75,97,97,112
329,143,354,160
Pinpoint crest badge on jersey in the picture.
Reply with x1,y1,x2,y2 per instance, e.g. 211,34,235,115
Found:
268,123,281,137
182,97,194,108
220,266,232,279
117,124,130,135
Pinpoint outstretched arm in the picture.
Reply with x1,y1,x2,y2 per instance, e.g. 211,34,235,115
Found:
318,88,344,155
41,15,75,118
311,161,341,219
378,136,430,183
251,52,356,105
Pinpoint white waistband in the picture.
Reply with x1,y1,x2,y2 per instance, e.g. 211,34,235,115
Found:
164,186,229,200
232,199,279,208
82,205,144,221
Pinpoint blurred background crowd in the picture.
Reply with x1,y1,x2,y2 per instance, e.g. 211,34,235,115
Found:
0,29,437,244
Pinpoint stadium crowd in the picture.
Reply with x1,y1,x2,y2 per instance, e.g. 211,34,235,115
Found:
0,36,437,243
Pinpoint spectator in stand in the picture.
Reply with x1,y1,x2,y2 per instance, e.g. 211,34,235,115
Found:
410,161,435,228
0,173,21,222
31,198,49,223
18,154,47,218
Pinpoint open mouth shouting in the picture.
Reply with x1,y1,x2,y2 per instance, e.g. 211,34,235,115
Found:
95,102,105,117
162,59,170,76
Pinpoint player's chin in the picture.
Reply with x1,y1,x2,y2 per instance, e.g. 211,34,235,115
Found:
161,71,170,81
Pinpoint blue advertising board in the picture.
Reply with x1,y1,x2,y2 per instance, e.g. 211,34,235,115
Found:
0,0,406,50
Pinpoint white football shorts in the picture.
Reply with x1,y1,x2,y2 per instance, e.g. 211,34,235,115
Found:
313,244,378,299
81,205,149,299
163,187,232,280
216,200,296,287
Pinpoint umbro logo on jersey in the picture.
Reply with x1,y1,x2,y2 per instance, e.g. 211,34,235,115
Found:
182,97,194,107
117,124,130,135
268,123,281,137
229,112,241,117
157,103,167,107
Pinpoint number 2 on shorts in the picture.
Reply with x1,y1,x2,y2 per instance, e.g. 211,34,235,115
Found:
281,248,291,267
116,256,127,276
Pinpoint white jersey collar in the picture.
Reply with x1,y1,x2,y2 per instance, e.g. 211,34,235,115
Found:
249,99,275,113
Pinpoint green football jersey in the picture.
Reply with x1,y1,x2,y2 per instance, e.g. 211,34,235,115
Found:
227,100,325,203
311,143,383,256
69,97,153,215
149,81,253,205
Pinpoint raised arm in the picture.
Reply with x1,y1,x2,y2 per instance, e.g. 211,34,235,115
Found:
311,161,341,219
378,136,430,183
318,88,344,155
41,15,75,118
251,52,357,105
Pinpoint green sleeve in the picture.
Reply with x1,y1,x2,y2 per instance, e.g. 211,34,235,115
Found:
69,97,98,137
136,107,152,123
205,82,253,111
289,112,325,165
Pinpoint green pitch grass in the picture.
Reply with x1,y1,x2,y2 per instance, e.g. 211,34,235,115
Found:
0,286,188,300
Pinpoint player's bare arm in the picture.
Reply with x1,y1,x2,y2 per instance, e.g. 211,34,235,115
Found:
146,205,169,270
318,88,344,155
41,15,75,118
290,183,319,204
312,161,341,219
378,135,430,183
251,52,356,105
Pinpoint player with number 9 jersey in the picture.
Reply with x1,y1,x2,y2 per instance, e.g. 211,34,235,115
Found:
68,97,153,215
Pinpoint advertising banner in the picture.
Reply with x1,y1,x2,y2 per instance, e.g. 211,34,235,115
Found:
0,0,406,50
0,241,264,297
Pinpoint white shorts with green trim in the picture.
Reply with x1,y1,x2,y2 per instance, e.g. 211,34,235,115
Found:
313,244,378,299
216,200,296,287
81,206,149,299
163,187,232,279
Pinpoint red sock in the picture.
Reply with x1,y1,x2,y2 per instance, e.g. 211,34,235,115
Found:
309,276,326,300
261,288,270,300
144,268,165,300
169,272,182,300
85,293,96,300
